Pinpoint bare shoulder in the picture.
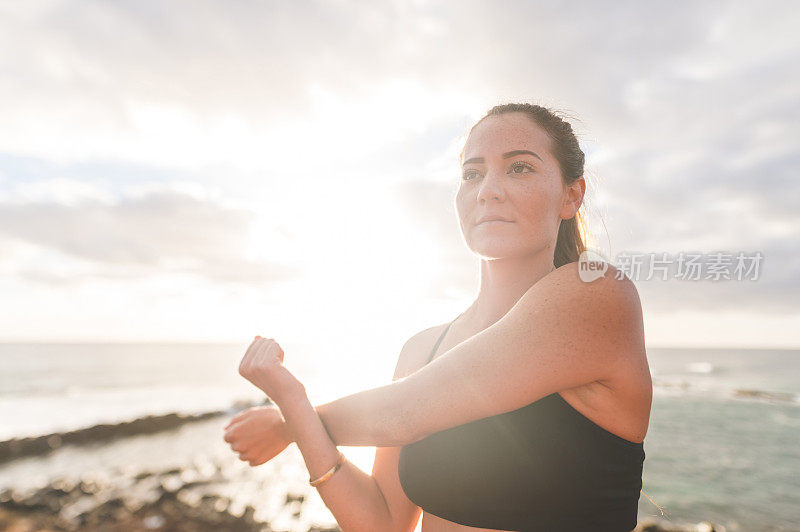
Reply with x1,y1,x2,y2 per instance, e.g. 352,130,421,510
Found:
530,261,648,385
391,323,452,381
547,261,641,308
546,262,652,442
528,261,644,338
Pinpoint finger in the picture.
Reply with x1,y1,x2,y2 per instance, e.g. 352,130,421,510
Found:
245,338,271,378
227,427,257,449
254,339,276,366
245,441,269,459
243,445,270,466
240,338,264,375
270,341,285,364
265,339,284,365
224,428,256,448
245,338,262,359
250,456,267,467
223,422,242,443
233,440,259,454
225,430,263,451
249,455,269,467
224,411,247,429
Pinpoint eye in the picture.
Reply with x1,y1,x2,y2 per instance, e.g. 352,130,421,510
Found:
461,169,481,181
508,161,534,174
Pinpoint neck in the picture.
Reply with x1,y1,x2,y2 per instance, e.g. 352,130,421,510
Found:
462,252,556,331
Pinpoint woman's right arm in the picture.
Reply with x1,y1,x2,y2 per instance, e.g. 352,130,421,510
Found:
278,387,409,532
229,332,431,532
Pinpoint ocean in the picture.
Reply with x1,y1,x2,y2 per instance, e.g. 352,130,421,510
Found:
1,343,798,531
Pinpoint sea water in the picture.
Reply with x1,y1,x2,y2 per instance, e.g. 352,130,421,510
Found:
1,343,798,531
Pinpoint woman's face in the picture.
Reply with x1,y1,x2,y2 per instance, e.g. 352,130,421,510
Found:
455,112,583,260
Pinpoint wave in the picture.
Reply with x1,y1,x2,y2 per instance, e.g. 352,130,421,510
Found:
0,397,270,465
730,388,798,403
686,361,714,374
653,379,799,403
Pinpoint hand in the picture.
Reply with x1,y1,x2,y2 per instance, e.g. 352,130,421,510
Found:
223,405,293,466
239,336,303,404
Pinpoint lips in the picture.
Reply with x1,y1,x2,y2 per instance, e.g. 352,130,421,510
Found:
476,215,514,225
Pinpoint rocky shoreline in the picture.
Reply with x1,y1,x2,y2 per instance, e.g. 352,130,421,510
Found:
0,400,733,532
0,400,343,531
0,463,729,532
0,473,730,532
0,410,227,465
0,460,340,532
0,399,271,465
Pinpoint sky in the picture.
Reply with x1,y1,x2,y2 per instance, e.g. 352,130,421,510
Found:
1,0,799,373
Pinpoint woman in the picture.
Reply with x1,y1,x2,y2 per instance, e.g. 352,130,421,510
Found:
224,103,652,532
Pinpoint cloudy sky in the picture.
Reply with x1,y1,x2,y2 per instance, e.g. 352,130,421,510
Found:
1,0,798,369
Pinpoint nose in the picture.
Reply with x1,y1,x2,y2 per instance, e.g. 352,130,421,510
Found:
475,169,506,204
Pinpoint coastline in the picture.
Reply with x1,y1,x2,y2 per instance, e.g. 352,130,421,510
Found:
0,400,740,532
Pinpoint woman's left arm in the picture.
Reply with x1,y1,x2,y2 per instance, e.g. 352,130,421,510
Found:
314,263,645,446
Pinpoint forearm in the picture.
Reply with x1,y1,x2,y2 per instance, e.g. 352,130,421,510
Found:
276,388,397,532
313,381,412,447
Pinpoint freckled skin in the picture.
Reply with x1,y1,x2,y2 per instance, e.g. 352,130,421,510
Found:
456,112,582,262
225,110,653,532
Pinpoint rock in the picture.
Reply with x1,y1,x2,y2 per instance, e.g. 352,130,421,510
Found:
732,388,795,402
0,454,289,531
0,409,234,464
134,470,155,480
285,492,305,504
634,517,727,531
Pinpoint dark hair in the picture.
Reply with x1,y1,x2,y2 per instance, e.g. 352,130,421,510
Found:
460,103,588,268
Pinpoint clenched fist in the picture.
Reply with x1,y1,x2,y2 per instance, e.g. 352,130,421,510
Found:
223,405,293,466
238,336,304,405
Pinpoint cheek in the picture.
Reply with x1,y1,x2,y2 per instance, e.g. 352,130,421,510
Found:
516,182,561,221
455,191,471,220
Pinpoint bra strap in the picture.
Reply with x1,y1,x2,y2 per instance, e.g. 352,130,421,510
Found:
425,312,463,364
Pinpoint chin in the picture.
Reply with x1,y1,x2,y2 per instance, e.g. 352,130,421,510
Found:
468,239,525,259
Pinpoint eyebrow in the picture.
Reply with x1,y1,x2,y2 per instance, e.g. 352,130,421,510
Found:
462,150,543,166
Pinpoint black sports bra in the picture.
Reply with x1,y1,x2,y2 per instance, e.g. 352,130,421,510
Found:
398,314,645,531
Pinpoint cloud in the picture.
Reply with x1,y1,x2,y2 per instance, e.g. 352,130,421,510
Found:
630,241,799,315
0,0,480,169
0,0,798,337
382,0,800,315
0,182,291,285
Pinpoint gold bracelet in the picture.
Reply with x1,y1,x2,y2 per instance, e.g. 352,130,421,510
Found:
309,451,347,487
